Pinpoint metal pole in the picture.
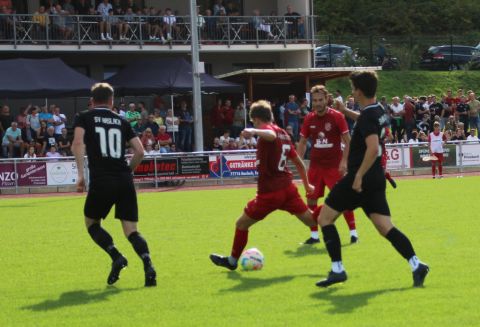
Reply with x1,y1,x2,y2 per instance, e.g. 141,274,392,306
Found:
243,93,247,128
14,158,18,194
170,94,175,144
190,0,204,152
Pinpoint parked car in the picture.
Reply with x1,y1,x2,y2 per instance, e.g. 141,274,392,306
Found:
315,44,357,67
420,45,480,70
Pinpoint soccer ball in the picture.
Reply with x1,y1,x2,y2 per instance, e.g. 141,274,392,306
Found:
240,248,264,271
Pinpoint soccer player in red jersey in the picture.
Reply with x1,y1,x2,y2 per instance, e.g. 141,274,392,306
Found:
209,100,317,270
297,85,358,244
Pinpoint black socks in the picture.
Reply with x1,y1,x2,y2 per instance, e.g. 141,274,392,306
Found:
88,223,121,261
321,224,342,262
386,227,416,260
128,231,152,268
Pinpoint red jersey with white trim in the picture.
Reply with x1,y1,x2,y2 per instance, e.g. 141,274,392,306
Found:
256,124,297,194
300,108,349,168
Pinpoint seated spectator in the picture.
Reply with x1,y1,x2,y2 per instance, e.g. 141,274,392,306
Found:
156,125,172,153
141,128,156,147
451,128,466,141
32,6,50,37
408,130,419,143
252,9,277,39
42,126,58,154
46,145,62,158
236,130,257,149
219,130,231,144
204,9,217,40
211,137,222,151
2,122,24,158
162,8,178,42
24,145,37,159
147,7,164,41
52,4,74,40
169,143,178,152
444,130,453,141
97,0,113,40
144,143,156,155
467,129,479,142
0,6,14,39
152,143,161,154
223,138,238,150
57,127,71,156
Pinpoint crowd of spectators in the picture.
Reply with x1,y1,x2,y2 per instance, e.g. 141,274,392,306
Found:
0,103,69,158
0,1,306,43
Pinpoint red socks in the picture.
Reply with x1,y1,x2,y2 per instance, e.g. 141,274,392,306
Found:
231,228,249,259
343,210,356,230
308,204,318,231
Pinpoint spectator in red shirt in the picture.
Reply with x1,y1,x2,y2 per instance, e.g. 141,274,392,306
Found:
403,96,416,140
222,99,234,134
211,98,224,137
156,125,172,153
141,128,156,147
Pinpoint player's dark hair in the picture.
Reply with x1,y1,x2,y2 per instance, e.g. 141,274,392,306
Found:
349,71,377,98
91,83,114,104
249,100,273,122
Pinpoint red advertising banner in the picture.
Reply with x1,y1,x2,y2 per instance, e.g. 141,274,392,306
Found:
0,162,47,188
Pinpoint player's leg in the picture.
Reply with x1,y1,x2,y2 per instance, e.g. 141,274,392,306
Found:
325,168,358,243
304,168,323,244
436,153,444,178
121,220,156,287
431,161,436,178
210,212,258,270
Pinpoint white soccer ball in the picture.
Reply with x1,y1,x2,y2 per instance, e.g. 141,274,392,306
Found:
240,248,264,271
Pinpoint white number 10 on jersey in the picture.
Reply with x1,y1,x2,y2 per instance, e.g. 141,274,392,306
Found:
95,127,122,159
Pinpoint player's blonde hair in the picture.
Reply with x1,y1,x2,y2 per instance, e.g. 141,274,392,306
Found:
310,84,328,98
249,100,273,122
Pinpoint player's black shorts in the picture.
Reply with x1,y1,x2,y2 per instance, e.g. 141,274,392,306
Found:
84,173,138,221
325,169,390,217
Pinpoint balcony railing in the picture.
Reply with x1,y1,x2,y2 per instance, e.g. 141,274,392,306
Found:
0,14,317,49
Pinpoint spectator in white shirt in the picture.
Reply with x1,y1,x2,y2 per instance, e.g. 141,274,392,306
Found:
53,106,66,137
467,129,479,142
162,8,178,41
165,108,179,142
97,0,113,40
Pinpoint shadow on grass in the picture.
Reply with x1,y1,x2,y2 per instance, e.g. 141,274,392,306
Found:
21,287,141,311
219,271,318,293
310,286,410,314
283,245,328,258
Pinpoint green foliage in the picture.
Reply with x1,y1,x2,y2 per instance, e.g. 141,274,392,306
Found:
315,0,480,35
1,177,480,326
327,70,480,99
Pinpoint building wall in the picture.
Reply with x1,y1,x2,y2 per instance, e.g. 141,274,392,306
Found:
278,50,312,68
243,0,276,15
200,52,281,75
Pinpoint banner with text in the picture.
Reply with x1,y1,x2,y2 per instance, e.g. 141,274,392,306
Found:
0,162,47,188
411,144,456,167
209,153,258,178
134,156,209,181
385,146,411,169
457,143,480,166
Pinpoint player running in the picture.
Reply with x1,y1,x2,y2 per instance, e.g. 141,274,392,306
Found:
315,71,429,288
297,85,358,244
72,83,157,287
209,100,317,270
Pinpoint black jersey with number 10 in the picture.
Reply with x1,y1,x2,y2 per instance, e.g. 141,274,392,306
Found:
73,108,136,177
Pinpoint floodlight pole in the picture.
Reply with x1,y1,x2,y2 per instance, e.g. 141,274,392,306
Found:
190,0,204,151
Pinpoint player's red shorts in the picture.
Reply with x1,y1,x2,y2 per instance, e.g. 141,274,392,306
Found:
381,152,387,170
307,166,342,200
245,183,308,220
433,153,444,163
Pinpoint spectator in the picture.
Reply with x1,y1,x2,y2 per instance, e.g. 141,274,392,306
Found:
415,96,429,124
76,0,91,15
53,106,67,137
156,125,172,153
135,118,148,135
277,101,286,128
57,127,71,156
63,0,75,14
42,126,58,154
38,105,54,127
97,0,113,40
252,9,277,39
147,7,163,41
125,102,141,128
403,96,416,140
52,4,73,40
219,130,231,144
46,145,62,158
222,99,234,135
390,96,404,142
236,130,257,149
24,145,37,159
408,130,419,143
334,90,343,103
284,4,304,38
16,105,29,141
455,96,469,134
211,137,222,151
467,129,479,142
123,0,138,13
451,127,466,141
468,91,480,133
232,101,246,138
117,102,127,117
285,94,300,141
138,101,149,120
223,138,237,150
0,105,13,136
345,96,357,132
152,109,164,127
213,0,225,16
33,6,50,37
204,9,217,40
444,130,453,141
141,128,156,147
165,108,179,142
2,122,23,158
444,115,457,133
418,131,428,142
418,113,430,135
162,8,178,42
299,98,310,126
144,114,160,136
26,106,41,140
211,98,224,137
144,143,155,155
178,101,194,152
35,121,48,154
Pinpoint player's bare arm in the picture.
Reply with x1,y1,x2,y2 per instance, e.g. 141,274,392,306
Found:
72,126,86,192
128,136,145,171
297,136,308,158
352,134,379,193
243,127,276,142
335,100,360,121
340,132,351,175
291,154,315,197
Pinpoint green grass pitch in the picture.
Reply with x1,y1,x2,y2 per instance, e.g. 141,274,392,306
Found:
1,176,479,326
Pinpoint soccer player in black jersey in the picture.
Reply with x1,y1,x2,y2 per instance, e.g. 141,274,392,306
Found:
72,83,156,287
315,71,429,288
